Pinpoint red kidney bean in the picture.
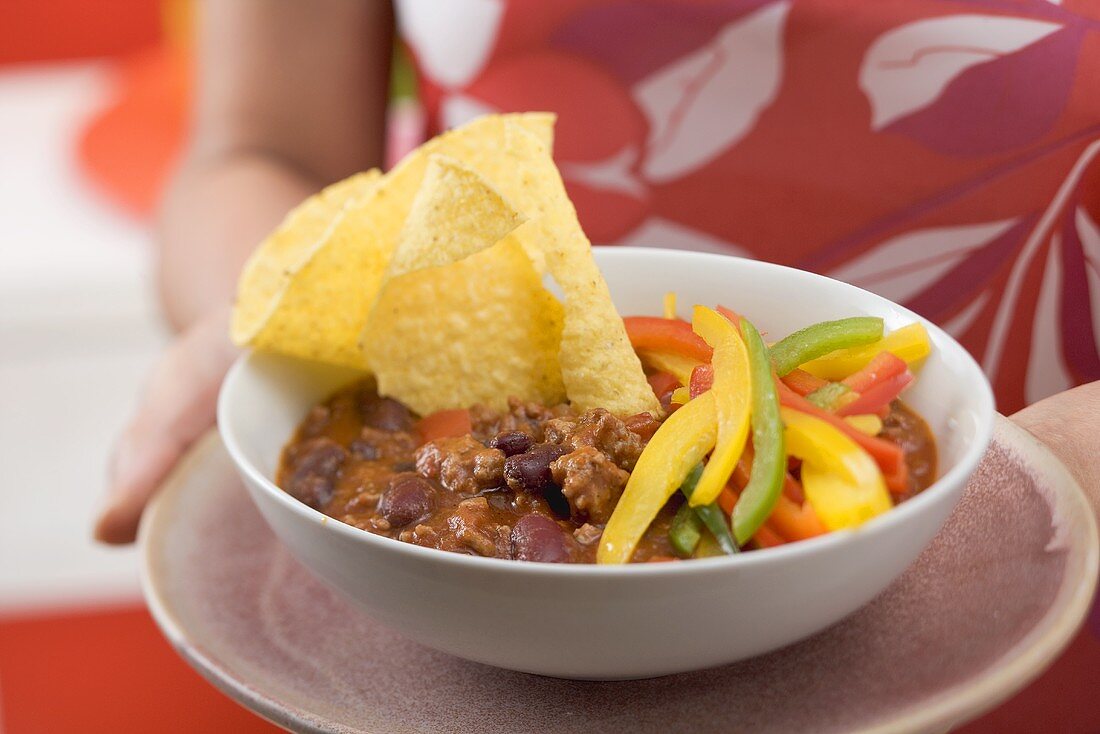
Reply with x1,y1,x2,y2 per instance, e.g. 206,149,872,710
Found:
288,438,347,509
489,431,531,457
511,514,573,563
378,474,435,527
503,443,570,493
361,396,415,432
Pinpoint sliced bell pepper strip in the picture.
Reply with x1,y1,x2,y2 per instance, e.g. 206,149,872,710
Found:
883,459,911,496
836,371,913,417
844,414,884,436
769,317,884,376
689,363,714,397
679,462,739,555
624,316,712,362
669,501,703,558
694,530,728,557
417,409,472,444
841,351,907,393
800,322,932,380
646,371,681,401
776,378,905,476
663,291,678,320
806,382,851,411
781,368,829,396
730,317,786,544
636,349,701,386
688,307,752,507
781,407,892,530
598,392,717,564
751,525,786,549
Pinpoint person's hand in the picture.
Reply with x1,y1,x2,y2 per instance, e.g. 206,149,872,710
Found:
1011,381,1100,516
94,308,238,544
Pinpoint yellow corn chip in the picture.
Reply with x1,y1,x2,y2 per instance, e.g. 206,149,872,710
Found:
499,123,659,416
230,170,381,358
231,113,554,367
363,156,565,414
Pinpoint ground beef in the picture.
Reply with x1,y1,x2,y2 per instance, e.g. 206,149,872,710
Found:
470,398,574,442
349,426,417,461
551,446,630,523
414,436,506,494
544,408,646,471
450,497,511,557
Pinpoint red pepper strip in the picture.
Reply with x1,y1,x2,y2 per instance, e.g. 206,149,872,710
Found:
775,379,905,475
624,316,712,362
751,525,787,548
782,368,829,396
717,482,789,546
841,351,907,393
647,371,681,400
722,451,823,539
883,459,910,496
783,472,805,504
716,305,743,325
836,372,914,417
417,409,472,444
689,363,713,397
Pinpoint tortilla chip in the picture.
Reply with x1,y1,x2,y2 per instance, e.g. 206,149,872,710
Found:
362,156,565,414
230,170,381,357
230,113,554,367
499,123,659,416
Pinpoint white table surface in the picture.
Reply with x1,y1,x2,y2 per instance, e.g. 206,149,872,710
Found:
0,61,169,613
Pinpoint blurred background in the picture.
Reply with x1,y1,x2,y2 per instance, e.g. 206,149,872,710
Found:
0,1,417,731
0,1,1094,732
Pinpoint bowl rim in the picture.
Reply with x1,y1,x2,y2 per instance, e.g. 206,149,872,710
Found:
217,246,996,577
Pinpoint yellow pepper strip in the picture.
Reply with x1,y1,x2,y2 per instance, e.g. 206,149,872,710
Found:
669,386,691,405
689,306,752,507
844,414,883,436
781,407,892,530
636,348,700,386
663,291,678,320
598,392,717,564
800,323,931,381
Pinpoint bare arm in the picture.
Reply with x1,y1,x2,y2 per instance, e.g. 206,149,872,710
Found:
158,0,394,329
95,0,393,543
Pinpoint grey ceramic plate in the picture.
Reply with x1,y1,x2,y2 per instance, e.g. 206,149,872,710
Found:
141,416,1097,734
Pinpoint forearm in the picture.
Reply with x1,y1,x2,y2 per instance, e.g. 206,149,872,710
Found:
156,0,394,331
155,150,323,330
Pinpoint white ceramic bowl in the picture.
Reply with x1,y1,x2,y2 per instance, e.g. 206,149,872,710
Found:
218,247,995,680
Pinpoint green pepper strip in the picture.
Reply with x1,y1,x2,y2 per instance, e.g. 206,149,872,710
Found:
769,317,884,377
678,463,739,555
806,382,851,411
733,318,787,545
669,501,703,558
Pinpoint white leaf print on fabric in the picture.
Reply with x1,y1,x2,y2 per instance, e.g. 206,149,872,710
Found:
1026,236,1073,403
397,0,503,88
615,216,752,256
830,219,1019,304
859,14,1061,130
559,146,646,199
941,291,991,338
635,1,789,183
440,94,498,130
984,139,1100,381
1076,207,1100,356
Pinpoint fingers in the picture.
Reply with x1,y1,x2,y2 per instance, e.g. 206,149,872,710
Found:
1011,381,1100,517
94,311,238,544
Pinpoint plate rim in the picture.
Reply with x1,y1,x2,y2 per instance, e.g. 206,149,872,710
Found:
139,415,1098,734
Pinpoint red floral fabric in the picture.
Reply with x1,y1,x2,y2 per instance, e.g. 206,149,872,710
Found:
397,0,1100,729
400,0,1100,416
